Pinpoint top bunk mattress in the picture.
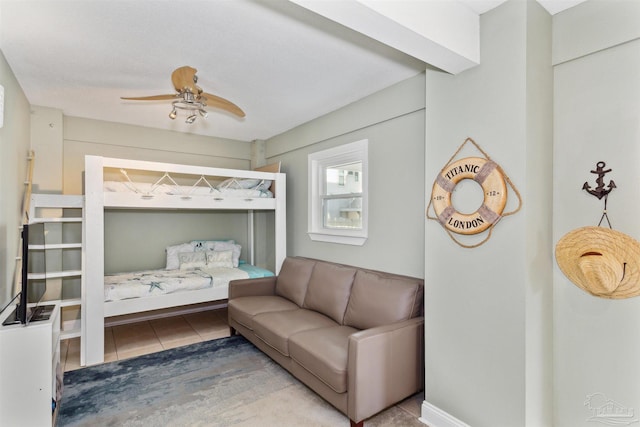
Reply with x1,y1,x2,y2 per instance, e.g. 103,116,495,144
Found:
86,156,284,209
103,177,274,199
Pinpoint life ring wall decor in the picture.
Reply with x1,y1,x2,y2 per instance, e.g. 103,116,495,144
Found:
426,137,522,248
431,157,507,235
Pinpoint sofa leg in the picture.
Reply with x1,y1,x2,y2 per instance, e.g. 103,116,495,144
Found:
350,420,363,427
229,326,236,336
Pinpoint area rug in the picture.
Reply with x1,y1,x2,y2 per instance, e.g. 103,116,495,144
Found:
58,335,423,426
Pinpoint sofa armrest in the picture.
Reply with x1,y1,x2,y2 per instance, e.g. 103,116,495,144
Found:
347,317,424,423
228,276,277,299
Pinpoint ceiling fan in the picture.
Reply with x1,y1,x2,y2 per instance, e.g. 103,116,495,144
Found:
121,66,245,124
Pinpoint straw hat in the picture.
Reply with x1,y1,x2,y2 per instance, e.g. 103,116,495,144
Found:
555,226,640,299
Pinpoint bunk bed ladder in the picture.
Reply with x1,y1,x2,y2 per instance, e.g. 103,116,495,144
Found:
28,193,86,364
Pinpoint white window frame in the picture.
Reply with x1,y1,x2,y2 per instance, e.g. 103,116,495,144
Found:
308,139,368,246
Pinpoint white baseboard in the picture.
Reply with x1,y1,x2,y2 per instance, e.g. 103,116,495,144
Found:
420,400,471,427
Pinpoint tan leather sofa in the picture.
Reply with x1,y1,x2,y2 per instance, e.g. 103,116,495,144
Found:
228,256,424,427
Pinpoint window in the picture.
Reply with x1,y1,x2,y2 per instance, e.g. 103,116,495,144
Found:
308,139,368,245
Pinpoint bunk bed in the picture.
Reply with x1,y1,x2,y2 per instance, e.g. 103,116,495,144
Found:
83,155,286,366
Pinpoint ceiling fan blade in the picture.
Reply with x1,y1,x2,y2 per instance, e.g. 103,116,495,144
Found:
121,94,177,101
202,93,246,117
171,66,198,93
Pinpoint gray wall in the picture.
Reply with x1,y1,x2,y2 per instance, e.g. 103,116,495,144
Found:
266,73,425,278
424,1,640,426
5,2,638,425
0,50,31,312
25,113,271,321
553,1,640,426
59,117,261,272
61,116,252,195
103,210,249,274
28,114,274,279
424,1,553,426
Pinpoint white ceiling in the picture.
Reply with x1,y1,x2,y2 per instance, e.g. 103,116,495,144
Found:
0,0,585,142
460,0,586,15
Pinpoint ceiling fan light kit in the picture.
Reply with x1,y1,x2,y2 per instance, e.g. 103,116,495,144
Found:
122,66,245,124
168,93,208,124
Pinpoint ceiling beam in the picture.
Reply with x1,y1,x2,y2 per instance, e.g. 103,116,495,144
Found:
290,0,480,74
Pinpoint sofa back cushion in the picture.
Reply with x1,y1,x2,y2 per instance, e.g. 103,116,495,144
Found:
275,257,315,306
343,269,423,330
303,261,357,323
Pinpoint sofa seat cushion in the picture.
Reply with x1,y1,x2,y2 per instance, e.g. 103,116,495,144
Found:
228,296,299,331
289,325,358,394
253,309,338,357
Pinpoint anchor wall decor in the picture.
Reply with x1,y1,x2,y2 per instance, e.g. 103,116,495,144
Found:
555,160,640,299
582,161,615,228
582,161,616,200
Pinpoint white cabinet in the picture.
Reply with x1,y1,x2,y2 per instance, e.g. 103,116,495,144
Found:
0,302,61,426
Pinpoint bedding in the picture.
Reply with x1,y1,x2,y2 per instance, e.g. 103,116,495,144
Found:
166,240,241,270
193,240,242,267
178,251,207,270
104,264,274,302
103,179,274,198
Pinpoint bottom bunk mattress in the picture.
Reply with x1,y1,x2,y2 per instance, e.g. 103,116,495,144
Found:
104,264,273,301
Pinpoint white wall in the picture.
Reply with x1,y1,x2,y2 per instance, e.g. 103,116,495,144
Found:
0,50,31,313
553,1,640,426
266,73,425,278
424,1,553,426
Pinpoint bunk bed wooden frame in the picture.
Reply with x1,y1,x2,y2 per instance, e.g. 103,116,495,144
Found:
83,155,286,366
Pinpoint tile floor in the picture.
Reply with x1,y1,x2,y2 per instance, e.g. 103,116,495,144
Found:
61,307,229,371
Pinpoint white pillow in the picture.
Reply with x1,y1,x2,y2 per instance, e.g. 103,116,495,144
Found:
191,239,235,252
213,241,241,267
166,242,195,270
178,251,207,270
255,180,273,191
206,250,234,268
217,178,261,190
